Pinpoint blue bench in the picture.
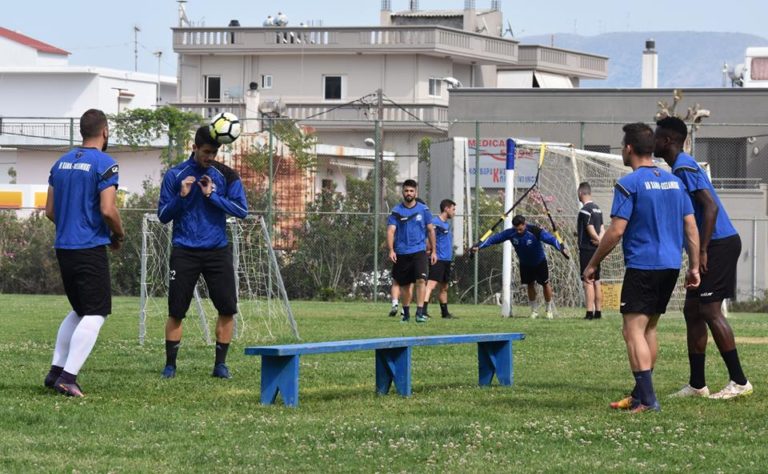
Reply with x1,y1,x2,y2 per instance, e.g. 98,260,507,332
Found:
244,332,525,407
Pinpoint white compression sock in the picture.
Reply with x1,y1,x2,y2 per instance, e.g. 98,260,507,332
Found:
547,300,555,312
529,300,539,311
62,315,105,376
52,311,80,367
391,299,399,307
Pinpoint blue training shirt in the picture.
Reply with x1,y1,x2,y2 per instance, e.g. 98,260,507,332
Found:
432,216,453,261
672,152,738,241
478,223,562,267
387,201,433,255
48,147,119,249
611,166,694,270
158,155,249,249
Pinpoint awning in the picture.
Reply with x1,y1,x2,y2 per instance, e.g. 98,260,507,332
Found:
534,71,573,88
497,70,533,88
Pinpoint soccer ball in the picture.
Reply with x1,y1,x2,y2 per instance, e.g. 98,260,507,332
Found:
209,112,241,145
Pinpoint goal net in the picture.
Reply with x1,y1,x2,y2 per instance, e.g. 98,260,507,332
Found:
498,141,688,313
138,214,300,344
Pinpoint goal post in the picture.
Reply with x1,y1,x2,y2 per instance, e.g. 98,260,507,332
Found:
138,213,299,345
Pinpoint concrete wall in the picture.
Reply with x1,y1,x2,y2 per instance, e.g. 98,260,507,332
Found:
0,37,68,67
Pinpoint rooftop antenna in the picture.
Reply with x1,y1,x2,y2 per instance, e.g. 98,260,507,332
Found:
177,0,190,28
133,25,141,72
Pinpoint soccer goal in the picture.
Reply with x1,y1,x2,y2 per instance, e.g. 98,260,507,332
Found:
138,214,300,345
503,141,689,312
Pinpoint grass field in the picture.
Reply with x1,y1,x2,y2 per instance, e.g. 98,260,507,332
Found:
0,294,765,473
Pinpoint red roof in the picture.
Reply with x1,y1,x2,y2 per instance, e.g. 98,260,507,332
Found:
0,27,70,56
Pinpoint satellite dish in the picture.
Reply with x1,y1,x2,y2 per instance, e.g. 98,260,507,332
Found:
442,77,463,88
363,138,376,147
729,63,745,87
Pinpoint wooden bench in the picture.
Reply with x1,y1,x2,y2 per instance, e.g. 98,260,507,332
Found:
244,332,525,407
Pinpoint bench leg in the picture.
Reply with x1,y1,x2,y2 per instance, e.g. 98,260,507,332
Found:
375,347,412,396
477,340,513,386
261,355,300,407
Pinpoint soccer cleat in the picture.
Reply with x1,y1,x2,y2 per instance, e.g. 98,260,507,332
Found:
668,384,709,398
546,311,554,320
709,380,753,400
161,365,177,379
441,313,456,319
584,313,593,320
415,314,427,323
629,400,661,414
400,315,410,323
609,396,636,410
530,310,538,319
212,363,232,379
54,379,85,398
44,372,60,389
388,306,398,317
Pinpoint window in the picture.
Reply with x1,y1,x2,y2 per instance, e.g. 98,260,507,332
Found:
323,75,343,100
205,75,221,103
751,58,768,80
321,179,334,191
261,74,273,89
428,78,442,97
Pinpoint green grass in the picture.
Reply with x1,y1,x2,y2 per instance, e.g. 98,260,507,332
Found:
0,294,766,473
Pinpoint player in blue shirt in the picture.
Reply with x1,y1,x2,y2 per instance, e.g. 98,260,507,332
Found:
655,116,752,400
43,109,125,397
158,125,249,380
584,122,700,413
424,199,457,319
387,180,436,323
472,215,567,319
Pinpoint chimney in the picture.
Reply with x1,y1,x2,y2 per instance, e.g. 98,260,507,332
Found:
463,0,477,32
641,39,658,88
244,82,261,133
409,0,419,11
380,0,392,26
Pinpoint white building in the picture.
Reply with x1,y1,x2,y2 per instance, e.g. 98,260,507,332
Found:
0,26,177,195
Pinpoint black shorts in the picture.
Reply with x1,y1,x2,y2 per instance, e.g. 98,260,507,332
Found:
620,268,679,315
428,260,452,283
579,248,601,281
687,234,741,303
520,260,549,285
56,246,111,316
168,246,237,319
392,251,429,285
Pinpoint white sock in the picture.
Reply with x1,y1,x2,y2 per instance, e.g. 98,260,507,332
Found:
391,299,399,307
547,300,555,312
52,311,80,367
62,315,105,376
529,300,539,311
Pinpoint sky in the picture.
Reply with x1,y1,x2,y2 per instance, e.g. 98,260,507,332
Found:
4,0,767,75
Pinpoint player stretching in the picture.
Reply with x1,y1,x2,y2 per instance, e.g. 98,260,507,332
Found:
387,180,436,323
655,117,753,399
424,199,457,319
44,109,125,397
584,122,700,413
158,125,249,379
472,215,566,319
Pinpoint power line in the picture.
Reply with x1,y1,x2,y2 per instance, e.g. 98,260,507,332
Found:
381,95,445,132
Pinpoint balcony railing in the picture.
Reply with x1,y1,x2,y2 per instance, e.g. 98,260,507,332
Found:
173,26,519,65
511,45,608,79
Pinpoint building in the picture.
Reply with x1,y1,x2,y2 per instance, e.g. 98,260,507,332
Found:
0,26,177,193
170,1,607,186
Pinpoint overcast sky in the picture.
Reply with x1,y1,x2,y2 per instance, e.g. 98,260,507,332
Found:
4,0,767,74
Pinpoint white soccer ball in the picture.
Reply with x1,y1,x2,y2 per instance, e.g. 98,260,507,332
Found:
209,112,241,145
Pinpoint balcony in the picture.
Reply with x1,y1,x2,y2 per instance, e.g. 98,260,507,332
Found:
506,45,608,79
172,26,519,66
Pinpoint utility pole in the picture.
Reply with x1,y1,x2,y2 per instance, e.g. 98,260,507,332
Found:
373,88,384,302
133,25,141,72
154,51,163,105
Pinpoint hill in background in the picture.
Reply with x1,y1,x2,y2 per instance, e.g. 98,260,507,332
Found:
520,31,768,88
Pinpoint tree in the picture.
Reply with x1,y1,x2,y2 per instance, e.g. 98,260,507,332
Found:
242,118,318,175
110,107,203,169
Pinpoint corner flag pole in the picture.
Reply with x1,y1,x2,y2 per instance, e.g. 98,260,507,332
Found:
501,138,515,317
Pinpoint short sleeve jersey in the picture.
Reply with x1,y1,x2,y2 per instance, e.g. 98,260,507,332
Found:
577,201,603,250
387,202,433,255
610,166,694,270
48,147,119,249
671,152,738,241
478,224,562,267
432,216,453,261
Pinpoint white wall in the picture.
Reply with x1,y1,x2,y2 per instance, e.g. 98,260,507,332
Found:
0,72,98,117
0,37,68,67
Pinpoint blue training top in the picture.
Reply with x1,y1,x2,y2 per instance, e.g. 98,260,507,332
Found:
611,166,694,270
387,201,433,255
671,152,738,241
48,147,119,249
432,216,453,261
478,223,562,267
158,155,249,249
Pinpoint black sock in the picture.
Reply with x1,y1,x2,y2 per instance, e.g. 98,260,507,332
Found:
688,353,706,388
165,340,180,367
585,311,594,320
440,303,449,316
594,311,602,319
48,365,63,378
60,370,77,385
721,349,748,385
633,370,656,406
423,302,429,315
415,306,423,317
402,306,410,318
215,342,230,365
